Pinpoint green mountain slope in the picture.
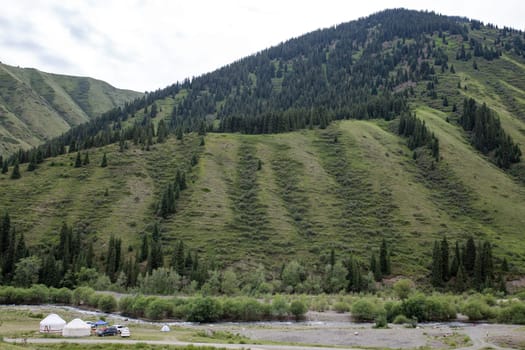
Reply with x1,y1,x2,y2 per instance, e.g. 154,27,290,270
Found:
0,9,524,288
0,118,523,277
0,63,142,154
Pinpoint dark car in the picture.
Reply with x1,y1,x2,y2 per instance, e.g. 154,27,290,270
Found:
96,326,118,337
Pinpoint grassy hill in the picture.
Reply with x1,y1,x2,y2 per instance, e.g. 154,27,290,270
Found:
0,63,142,154
1,9,525,285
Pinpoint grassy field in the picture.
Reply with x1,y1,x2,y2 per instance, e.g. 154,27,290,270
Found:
0,63,141,155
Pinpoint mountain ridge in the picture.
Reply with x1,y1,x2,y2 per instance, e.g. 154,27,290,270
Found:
0,62,142,155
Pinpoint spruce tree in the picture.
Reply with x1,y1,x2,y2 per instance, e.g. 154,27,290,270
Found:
74,152,82,168
140,234,149,262
431,240,443,287
1,160,8,174
10,161,21,179
455,262,467,292
83,152,90,165
464,237,476,274
0,212,10,255
379,239,390,275
100,153,108,167
441,236,449,282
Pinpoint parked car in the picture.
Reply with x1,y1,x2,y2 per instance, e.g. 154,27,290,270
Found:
113,324,125,334
120,327,131,337
96,326,118,337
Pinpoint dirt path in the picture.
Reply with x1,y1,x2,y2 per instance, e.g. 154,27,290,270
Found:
4,337,363,350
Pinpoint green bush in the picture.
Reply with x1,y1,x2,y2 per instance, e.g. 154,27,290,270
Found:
392,314,411,324
497,302,525,324
271,296,289,318
401,293,456,322
119,296,135,316
333,301,350,313
290,300,307,320
222,298,244,320
462,299,496,321
72,287,95,305
374,312,388,328
188,297,223,322
241,298,267,321
97,294,117,313
27,284,50,303
351,299,379,321
384,301,403,322
145,298,173,320
131,295,154,318
50,288,72,304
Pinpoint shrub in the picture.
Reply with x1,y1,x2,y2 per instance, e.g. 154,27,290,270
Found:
290,300,307,320
351,299,379,321
131,295,154,318
393,279,414,300
119,296,135,316
462,299,496,321
188,297,223,322
497,302,525,324
72,287,95,305
241,298,267,321
271,296,289,318
333,301,350,313
27,284,50,304
374,312,388,328
145,298,173,320
425,295,456,321
222,298,244,320
384,301,403,322
97,294,117,313
50,288,72,304
393,314,411,324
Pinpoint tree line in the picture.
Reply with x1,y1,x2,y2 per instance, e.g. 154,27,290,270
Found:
431,236,507,292
460,98,521,169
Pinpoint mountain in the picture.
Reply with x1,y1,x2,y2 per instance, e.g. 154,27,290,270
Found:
0,63,142,154
0,9,524,289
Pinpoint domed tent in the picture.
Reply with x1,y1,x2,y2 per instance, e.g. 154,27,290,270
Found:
39,314,66,334
160,324,170,332
62,318,91,337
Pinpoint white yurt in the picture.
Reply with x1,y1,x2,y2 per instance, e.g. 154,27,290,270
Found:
160,324,170,332
62,318,91,337
39,314,66,333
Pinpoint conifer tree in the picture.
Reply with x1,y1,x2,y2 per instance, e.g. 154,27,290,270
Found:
100,153,108,167
370,253,382,281
431,240,443,287
464,237,476,274
140,234,149,262
1,160,8,174
379,239,390,275
441,236,449,282
455,262,467,292
0,212,10,256
74,152,82,168
83,152,90,165
10,160,21,179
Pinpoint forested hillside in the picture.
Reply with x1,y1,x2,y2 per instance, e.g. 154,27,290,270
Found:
0,9,524,294
0,63,142,154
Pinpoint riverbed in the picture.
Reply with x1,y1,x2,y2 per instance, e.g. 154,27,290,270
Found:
1,304,524,349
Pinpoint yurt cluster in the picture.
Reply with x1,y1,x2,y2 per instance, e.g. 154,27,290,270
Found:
39,313,124,337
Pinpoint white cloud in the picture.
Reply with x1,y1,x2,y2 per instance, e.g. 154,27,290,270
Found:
0,0,523,91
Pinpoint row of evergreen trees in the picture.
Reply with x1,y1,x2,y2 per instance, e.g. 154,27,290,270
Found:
431,236,506,292
460,98,521,168
398,112,440,161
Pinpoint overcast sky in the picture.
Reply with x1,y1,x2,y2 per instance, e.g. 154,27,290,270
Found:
0,1,523,92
